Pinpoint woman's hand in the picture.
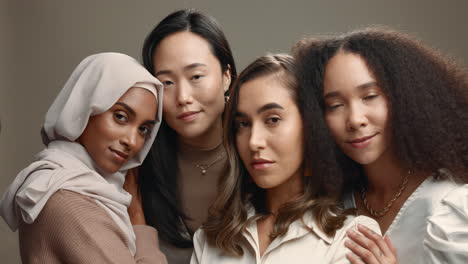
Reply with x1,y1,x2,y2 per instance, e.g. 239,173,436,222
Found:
345,224,397,264
123,168,146,225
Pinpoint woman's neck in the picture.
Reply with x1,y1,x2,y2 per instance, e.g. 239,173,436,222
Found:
178,117,223,149
362,148,409,197
265,172,303,214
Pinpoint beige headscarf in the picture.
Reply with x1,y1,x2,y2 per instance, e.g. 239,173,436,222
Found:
0,52,163,255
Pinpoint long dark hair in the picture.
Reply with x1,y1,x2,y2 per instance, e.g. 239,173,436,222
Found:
204,54,347,256
294,26,468,191
138,9,237,248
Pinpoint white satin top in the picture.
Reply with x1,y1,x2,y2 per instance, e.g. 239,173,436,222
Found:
191,211,380,264
343,177,468,264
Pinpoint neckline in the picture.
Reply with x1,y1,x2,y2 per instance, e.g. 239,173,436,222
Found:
178,140,226,166
351,176,431,236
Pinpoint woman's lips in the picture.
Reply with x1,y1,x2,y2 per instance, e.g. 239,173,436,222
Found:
251,159,275,170
347,133,377,148
109,148,129,163
177,111,200,122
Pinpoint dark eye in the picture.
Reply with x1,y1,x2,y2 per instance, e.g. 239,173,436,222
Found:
162,80,173,86
139,126,151,136
114,112,128,122
363,94,378,100
191,75,203,81
235,120,250,129
326,103,343,111
266,117,281,125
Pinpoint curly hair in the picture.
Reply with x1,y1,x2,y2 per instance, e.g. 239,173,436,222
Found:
203,54,349,256
294,26,468,190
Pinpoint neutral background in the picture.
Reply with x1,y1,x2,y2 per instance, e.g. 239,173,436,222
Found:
1,0,467,262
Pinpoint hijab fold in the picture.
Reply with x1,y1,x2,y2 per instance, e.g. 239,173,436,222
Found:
0,53,163,256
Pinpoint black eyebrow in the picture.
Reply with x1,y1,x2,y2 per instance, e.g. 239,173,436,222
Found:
324,81,378,100
257,103,284,114
115,102,156,125
184,63,207,71
235,102,284,118
154,63,207,77
115,102,136,116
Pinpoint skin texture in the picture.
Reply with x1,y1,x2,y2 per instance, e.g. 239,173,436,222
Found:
323,52,397,264
235,74,304,256
78,88,157,174
152,31,231,149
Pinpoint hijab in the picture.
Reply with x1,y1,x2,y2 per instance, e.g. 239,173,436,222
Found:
0,52,163,255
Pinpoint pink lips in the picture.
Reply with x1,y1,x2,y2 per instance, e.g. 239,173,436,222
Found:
110,148,129,163
347,134,377,148
251,158,275,170
177,111,200,122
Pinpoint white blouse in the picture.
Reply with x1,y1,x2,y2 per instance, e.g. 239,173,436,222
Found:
343,177,468,264
191,211,380,264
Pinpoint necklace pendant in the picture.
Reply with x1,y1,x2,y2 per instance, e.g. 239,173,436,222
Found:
201,169,206,175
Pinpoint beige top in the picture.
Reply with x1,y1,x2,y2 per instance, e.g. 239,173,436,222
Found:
19,190,167,264
192,213,381,264
159,142,227,264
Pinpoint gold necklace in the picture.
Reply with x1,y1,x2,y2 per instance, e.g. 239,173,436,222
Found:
360,170,410,218
192,151,226,175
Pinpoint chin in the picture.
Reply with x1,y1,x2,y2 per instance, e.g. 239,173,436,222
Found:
347,152,379,165
252,178,277,190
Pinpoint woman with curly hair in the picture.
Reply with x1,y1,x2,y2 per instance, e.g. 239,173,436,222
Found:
294,27,468,263
191,54,380,263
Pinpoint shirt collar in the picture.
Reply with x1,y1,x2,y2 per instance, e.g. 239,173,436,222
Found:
244,205,334,244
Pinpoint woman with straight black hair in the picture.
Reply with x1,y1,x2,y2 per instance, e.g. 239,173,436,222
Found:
294,27,467,263
126,9,237,264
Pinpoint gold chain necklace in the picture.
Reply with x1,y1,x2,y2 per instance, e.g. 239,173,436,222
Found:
192,151,226,175
360,170,410,218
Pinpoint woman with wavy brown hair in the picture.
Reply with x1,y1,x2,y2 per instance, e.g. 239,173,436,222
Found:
294,27,468,264
190,54,380,263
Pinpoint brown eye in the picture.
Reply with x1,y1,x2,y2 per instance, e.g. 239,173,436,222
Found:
266,117,281,125
235,120,250,129
191,75,203,80
139,126,151,136
114,112,128,122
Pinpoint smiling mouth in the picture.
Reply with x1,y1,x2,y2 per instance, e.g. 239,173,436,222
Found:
177,111,200,121
110,148,129,162
346,133,378,148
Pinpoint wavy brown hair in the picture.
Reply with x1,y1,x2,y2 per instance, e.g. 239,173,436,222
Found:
294,26,468,191
203,54,349,256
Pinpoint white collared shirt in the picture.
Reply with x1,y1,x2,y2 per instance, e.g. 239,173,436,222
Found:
343,176,468,264
191,210,380,264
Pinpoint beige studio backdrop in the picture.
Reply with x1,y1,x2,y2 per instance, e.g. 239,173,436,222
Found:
1,0,467,262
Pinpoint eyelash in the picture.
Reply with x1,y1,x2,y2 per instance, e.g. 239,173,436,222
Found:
114,112,128,122
162,80,173,87
363,94,379,100
235,116,281,130
191,74,203,81
139,126,152,136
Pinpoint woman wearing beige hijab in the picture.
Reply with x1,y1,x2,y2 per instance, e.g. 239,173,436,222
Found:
0,53,167,263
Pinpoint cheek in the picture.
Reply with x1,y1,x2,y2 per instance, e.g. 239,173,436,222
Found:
134,137,147,154
196,78,225,104
235,133,249,161
325,114,344,139
162,93,175,113
373,102,390,128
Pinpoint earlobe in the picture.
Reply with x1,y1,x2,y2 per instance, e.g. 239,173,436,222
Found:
223,65,232,93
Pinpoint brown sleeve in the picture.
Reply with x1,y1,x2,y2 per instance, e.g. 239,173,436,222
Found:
19,190,167,264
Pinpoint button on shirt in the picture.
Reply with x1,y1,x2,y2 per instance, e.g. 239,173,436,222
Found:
191,210,380,264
